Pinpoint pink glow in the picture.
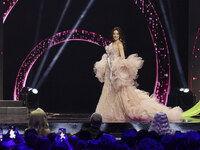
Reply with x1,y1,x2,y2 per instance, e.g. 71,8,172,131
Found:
191,27,200,102
3,0,19,23
135,0,170,105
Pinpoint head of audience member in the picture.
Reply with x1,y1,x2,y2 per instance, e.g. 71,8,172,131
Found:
1,138,16,149
99,133,116,149
121,129,137,148
36,136,51,150
147,131,160,141
90,113,102,129
68,136,81,150
137,129,148,142
28,108,50,137
185,131,200,149
49,141,71,150
87,139,100,150
24,128,38,149
47,132,57,143
113,140,130,150
137,138,164,150
173,132,185,144
149,112,172,135
161,135,176,149
77,130,92,141
77,140,88,150
15,143,30,150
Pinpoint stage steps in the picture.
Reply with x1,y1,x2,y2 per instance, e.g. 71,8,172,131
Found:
0,100,24,107
0,100,28,115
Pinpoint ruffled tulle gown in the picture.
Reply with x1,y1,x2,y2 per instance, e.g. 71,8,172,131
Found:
94,43,183,122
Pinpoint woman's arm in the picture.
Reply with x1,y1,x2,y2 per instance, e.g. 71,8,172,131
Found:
118,42,125,59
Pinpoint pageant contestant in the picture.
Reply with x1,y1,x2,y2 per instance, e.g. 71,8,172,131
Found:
94,27,183,122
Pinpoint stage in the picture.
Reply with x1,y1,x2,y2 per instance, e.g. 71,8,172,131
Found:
1,0,200,141
0,112,200,137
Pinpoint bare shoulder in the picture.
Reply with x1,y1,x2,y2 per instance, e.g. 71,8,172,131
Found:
117,41,123,48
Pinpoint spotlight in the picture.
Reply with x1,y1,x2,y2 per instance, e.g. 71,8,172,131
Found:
179,88,184,92
36,0,95,89
19,87,39,109
183,88,190,93
31,88,38,94
179,88,190,93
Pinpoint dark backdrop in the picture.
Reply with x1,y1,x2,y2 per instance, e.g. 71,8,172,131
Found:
0,1,3,99
3,0,188,113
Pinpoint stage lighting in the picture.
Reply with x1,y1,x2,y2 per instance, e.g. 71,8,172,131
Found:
19,86,31,106
179,88,184,92
19,87,39,109
179,88,190,93
183,88,190,93
32,88,38,94
36,0,95,89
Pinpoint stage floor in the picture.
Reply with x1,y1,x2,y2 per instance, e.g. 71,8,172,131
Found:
0,113,200,136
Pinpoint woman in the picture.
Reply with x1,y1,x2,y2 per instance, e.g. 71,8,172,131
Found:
25,108,50,137
94,27,183,122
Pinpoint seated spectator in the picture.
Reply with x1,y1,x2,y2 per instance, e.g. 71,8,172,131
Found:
48,132,57,143
121,129,137,148
137,129,149,142
113,140,130,150
77,140,88,150
137,138,164,150
24,128,38,149
75,113,103,140
147,131,160,142
161,135,176,149
49,133,72,150
149,112,172,135
2,128,26,149
36,136,51,150
99,133,116,150
68,136,81,150
87,139,100,150
1,138,16,149
185,131,200,149
26,108,50,137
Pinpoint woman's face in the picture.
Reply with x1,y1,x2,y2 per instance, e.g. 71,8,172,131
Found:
113,30,120,41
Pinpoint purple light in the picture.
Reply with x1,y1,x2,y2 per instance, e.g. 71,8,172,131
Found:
191,27,200,102
3,0,170,104
13,30,110,100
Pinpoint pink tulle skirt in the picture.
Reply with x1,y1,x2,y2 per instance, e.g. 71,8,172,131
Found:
94,54,183,122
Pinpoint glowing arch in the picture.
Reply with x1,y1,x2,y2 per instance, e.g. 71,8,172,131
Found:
4,0,170,105
3,0,19,23
191,27,200,101
13,30,110,100
134,0,170,105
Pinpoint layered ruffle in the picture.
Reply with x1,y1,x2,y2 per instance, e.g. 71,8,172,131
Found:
94,53,144,90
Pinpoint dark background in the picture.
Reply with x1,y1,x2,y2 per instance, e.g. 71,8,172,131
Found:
0,1,3,99
3,0,188,113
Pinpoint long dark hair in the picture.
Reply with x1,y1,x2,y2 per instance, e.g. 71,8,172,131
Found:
111,27,126,50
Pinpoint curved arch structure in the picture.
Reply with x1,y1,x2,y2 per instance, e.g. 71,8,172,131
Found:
13,30,110,100
3,0,19,23
191,27,200,101
4,0,170,105
134,0,170,105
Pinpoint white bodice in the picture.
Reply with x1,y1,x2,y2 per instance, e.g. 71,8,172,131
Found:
105,43,119,59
